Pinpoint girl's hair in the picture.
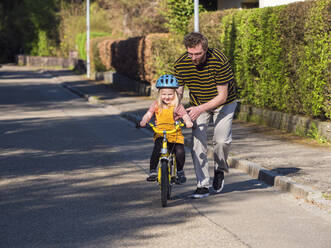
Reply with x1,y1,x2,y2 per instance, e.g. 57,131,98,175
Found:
156,88,179,113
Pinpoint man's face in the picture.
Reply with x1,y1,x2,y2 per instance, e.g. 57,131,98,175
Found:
187,43,207,66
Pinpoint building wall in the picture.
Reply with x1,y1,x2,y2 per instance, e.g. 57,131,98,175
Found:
217,0,306,9
217,0,242,10
259,0,305,7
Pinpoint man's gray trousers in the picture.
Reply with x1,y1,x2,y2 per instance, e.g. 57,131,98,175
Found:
191,101,237,188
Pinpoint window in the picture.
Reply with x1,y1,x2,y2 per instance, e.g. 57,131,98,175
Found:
242,0,259,9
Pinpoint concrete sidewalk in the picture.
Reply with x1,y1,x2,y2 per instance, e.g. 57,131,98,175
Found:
47,68,331,213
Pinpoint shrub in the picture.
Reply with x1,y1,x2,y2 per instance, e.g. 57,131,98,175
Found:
76,32,111,60
30,30,57,56
58,1,113,58
96,38,119,71
298,0,330,118
90,37,113,72
146,33,184,81
217,0,330,120
160,0,205,35
110,36,145,81
190,9,237,50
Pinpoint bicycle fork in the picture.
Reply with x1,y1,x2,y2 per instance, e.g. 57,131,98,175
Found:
157,136,175,185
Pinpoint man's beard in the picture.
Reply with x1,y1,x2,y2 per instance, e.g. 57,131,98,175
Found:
193,55,206,66
193,53,207,66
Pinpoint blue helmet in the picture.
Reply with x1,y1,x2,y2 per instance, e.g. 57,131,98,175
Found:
156,74,179,89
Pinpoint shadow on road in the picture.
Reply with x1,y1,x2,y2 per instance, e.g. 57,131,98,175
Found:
0,66,292,247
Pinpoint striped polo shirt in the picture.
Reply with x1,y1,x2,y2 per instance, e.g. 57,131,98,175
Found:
174,48,237,107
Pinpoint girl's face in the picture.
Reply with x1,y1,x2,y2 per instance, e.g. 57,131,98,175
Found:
160,88,175,105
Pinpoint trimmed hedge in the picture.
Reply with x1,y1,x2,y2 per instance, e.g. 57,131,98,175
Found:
198,0,330,120
95,38,118,71
94,33,184,84
110,36,146,82
145,33,185,82
92,0,330,120
219,0,330,119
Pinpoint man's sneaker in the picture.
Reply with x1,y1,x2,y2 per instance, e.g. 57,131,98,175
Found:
176,170,187,184
191,187,210,199
146,171,157,182
213,170,224,193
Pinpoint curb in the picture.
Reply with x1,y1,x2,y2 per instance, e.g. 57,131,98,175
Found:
59,78,330,212
61,83,98,104
227,157,329,210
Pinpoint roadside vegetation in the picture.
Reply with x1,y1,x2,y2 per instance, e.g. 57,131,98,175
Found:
0,0,215,62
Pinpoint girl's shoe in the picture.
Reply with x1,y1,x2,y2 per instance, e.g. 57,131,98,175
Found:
176,170,186,184
146,171,157,182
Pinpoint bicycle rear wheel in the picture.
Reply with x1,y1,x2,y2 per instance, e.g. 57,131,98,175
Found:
160,160,169,207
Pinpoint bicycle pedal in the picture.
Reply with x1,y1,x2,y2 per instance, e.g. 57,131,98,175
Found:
171,176,176,183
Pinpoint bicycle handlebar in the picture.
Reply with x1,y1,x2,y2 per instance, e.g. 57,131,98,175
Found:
136,120,184,134
148,121,184,135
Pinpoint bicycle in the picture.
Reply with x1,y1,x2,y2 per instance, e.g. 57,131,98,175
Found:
137,120,184,207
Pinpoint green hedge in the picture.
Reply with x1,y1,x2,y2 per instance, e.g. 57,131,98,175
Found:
151,0,330,120
148,34,185,79
218,0,330,119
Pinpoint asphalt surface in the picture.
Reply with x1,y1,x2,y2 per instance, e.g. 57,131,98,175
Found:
1,65,331,248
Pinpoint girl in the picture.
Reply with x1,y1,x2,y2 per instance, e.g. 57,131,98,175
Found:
140,74,193,183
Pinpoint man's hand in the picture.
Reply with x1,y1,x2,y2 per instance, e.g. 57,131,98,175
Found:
186,84,228,121
187,106,203,121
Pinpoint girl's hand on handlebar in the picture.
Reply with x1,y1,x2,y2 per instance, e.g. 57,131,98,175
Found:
138,111,152,128
140,120,147,127
135,119,147,128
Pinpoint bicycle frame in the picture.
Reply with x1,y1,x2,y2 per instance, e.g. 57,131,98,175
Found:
147,121,184,206
149,121,183,159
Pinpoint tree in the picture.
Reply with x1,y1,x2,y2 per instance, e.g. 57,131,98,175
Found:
160,0,206,35
98,0,167,36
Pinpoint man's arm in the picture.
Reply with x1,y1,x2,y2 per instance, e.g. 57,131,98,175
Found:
187,84,228,121
200,84,228,111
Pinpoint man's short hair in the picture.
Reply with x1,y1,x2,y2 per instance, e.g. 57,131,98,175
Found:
183,32,208,50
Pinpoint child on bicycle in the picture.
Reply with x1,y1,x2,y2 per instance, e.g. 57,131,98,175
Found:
140,74,193,184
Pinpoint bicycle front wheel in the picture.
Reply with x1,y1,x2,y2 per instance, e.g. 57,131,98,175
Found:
160,160,169,207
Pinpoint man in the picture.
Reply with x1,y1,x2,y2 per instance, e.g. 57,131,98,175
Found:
174,32,237,198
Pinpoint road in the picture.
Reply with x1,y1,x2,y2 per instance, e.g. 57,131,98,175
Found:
1,65,331,248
